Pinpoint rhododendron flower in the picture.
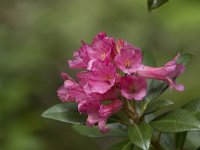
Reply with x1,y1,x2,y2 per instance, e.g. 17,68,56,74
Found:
57,32,185,132
68,32,114,70
136,53,185,91
99,99,123,118
78,61,118,94
57,73,119,103
57,72,78,102
120,76,147,100
114,39,137,54
68,43,91,69
57,77,87,103
79,99,122,132
114,47,142,74
87,32,114,62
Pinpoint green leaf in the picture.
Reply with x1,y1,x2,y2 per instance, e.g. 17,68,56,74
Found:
121,142,134,150
150,109,200,133
108,140,133,150
182,98,200,120
41,103,86,124
145,99,174,115
133,146,143,150
128,122,152,150
146,80,168,101
175,132,187,149
177,53,193,66
72,123,127,138
148,0,169,11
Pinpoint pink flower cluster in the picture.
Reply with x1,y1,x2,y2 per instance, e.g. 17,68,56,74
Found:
57,32,185,132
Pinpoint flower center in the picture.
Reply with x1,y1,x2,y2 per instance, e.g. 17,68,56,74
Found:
105,75,113,83
100,52,106,60
130,84,137,92
124,59,131,69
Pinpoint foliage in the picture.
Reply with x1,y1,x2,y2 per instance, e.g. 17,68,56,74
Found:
148,0,169,11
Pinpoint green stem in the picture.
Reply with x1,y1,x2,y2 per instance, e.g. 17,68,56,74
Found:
138,98,151,122
123,99,138,123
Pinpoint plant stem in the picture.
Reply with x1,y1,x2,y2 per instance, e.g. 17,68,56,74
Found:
151,139,165,150
123,99,138,123
150,133,163,150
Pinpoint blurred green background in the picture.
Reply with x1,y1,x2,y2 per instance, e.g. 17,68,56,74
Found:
0,0,200,150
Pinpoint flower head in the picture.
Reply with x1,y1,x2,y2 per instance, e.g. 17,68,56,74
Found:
57,32,185,132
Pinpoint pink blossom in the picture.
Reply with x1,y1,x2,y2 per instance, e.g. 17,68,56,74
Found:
137,53,185,91
57,73,91,102
57,73,76,102
86,32,115,68
58,79,118,103
68,42,91,69
68,32,115,70
57,78,85,102
78,101,104,130
78,61,118,94
99,99,123,117
57,86,71,102
114,43,142,74
100,86,120,101
114,39,137,54
79,99,123,133
120,76,147,100
57,75,122,132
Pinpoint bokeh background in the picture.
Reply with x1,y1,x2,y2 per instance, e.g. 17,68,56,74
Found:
1,0,200,150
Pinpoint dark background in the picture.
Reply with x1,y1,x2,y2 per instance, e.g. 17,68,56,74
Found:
1,0,200,150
